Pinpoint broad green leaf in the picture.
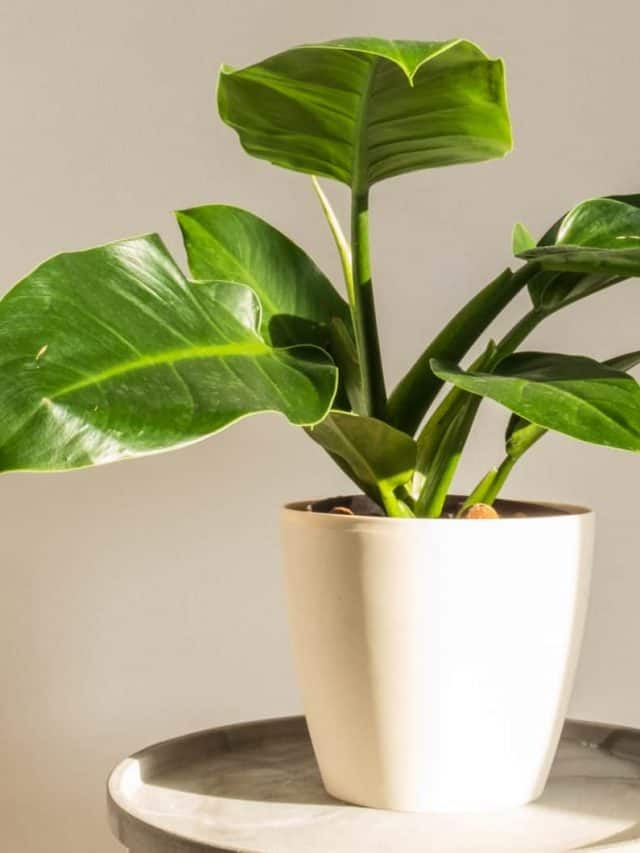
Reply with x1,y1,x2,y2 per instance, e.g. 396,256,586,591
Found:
522,196,640,310
307,411,416,515
505,349,640,459
432,352,640,451
218,37,512,189
461,348,640,510
0,235,337,472
511,222,535,255
176,204,351,347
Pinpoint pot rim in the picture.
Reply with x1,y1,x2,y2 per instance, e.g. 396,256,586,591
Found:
283,495,594,524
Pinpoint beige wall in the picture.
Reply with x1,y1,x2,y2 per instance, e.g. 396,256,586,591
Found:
1,1,639,850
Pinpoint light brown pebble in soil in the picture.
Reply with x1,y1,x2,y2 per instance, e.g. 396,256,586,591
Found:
462,503,500,519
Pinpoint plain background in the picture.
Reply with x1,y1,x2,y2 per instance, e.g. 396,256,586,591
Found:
1,1,640,850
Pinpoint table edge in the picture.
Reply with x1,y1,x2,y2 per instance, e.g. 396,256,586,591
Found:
106,715,637,853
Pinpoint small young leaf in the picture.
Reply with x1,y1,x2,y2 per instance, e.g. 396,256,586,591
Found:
511,223,536,255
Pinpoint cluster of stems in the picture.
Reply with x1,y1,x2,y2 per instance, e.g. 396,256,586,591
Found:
315,177,549,517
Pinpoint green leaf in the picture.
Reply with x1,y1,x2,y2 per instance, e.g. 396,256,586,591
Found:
548,197,640,250
525,195,640,310
0,235,337,472
604,349,640,373
218,37,512,190
176,204,351,347
432,352,640,451
505,349,640,459
310,176,354,302
511,222,535,255
522,196,640,311
327,317,364,412
307,411,416,516
463,348,640,509
523,245,640,277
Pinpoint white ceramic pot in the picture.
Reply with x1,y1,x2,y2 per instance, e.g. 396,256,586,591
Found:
281,498,594,813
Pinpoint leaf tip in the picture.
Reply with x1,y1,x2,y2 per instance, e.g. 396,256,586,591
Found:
512,222,536,256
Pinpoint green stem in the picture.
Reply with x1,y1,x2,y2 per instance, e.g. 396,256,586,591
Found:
387,263,537,435
456,466,501,515
380,485,415,518
456,453,517,516
489,306,545,367
415,396,481,517
484,456,517,503
414,345,494,479
351,187,387,418
414,306,546,517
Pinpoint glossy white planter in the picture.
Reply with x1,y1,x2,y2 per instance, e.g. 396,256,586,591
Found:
281,498,594,813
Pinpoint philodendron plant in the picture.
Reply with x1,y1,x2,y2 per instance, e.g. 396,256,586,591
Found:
2,37,640,517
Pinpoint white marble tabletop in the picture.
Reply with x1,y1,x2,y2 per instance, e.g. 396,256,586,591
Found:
108,716,640,853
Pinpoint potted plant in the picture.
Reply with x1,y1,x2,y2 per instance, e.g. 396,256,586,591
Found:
1,37,639,813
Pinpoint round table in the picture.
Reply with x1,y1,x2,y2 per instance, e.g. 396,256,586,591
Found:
107,716,640,852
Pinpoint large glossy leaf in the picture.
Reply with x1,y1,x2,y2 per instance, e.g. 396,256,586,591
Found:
0,235,337,472
522,196,640,310
176,204,351,347
307,411,416,515
218,37,512,189
432,352,640,451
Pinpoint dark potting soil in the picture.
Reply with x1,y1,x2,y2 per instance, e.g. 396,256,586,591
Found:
307,495,573,519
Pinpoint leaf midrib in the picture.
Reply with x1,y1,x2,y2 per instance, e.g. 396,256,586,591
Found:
351,58,378,191
479,374,640,445
51,340,270,399
324,417,379,485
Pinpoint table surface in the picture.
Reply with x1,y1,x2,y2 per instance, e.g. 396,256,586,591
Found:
108,715,640,853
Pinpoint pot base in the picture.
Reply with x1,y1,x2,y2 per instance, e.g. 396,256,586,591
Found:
323,774,545,814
